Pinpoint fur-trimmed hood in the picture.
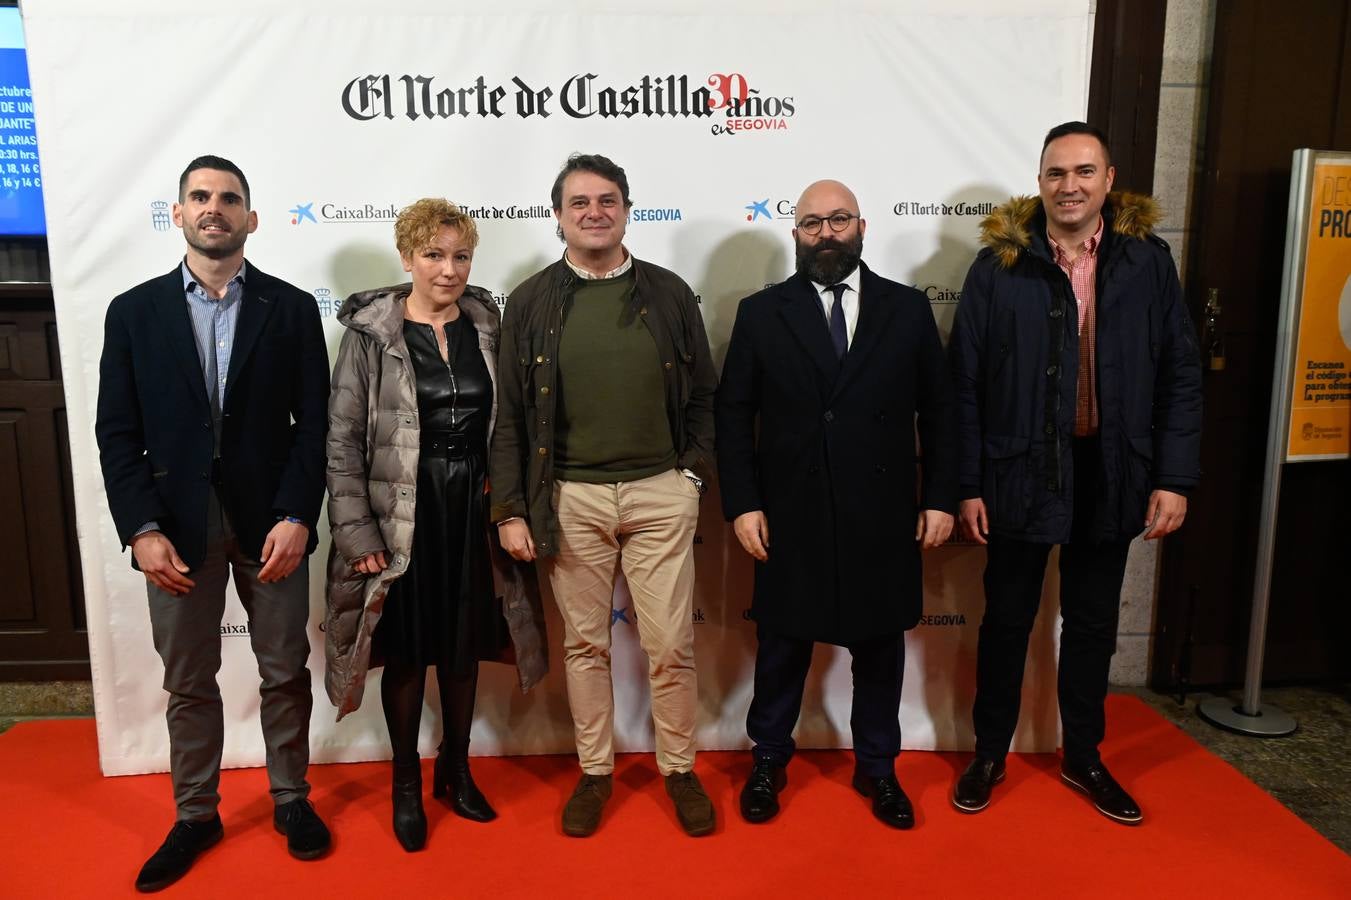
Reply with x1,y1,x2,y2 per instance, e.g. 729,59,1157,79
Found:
979,192,1162,269
336,282,499,348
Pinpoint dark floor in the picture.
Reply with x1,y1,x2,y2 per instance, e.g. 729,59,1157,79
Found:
1124,683,1350,853
2,681,1347,853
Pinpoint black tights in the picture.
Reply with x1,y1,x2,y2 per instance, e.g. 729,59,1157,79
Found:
380,657,479,765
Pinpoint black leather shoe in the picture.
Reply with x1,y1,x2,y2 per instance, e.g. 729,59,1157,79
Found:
391,760,427,852
952,757,1006,813
739,760,787,824
1061,760,1143,825
433,753,497,823
851,774,915,830
273,798,331,859
135,815,223,892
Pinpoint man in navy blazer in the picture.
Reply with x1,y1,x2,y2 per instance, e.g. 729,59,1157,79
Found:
716,179,957,830
95,155,331,892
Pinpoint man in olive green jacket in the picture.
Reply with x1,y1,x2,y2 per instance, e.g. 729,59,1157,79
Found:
490,153,717,838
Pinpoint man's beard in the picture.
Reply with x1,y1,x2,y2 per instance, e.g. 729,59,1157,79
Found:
184,218,248,260
795,232,863,285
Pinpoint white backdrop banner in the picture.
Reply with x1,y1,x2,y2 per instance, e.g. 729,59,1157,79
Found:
24,0,1091,775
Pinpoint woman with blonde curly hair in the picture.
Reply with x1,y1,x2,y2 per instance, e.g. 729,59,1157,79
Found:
323,198,546,851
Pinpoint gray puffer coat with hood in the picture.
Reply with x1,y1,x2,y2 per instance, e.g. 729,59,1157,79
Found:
323,283,548,720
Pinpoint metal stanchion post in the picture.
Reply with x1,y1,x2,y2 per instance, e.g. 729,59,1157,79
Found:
1194,150,1327,738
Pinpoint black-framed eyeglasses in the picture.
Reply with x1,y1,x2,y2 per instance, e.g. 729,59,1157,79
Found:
796,213,860,235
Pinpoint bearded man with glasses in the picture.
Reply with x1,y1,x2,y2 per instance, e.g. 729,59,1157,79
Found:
715,179,957,830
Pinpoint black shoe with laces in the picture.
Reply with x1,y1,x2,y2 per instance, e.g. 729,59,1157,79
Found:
1061,760,1143,825
739,760,787,824
952,757,1007,813
851,773,915,830
273,798,331,859
135,815,224,893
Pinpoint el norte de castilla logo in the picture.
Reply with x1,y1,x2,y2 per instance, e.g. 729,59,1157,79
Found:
341,72,796,137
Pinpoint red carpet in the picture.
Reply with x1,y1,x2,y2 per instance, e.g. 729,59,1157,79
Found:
2,695,1347,898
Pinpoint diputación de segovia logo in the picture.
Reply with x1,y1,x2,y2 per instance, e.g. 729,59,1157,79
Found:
339,72,796,137
150,200,172,232
312,288,336,317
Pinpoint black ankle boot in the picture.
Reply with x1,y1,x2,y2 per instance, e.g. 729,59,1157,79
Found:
433,752,497,822
391,759,427,851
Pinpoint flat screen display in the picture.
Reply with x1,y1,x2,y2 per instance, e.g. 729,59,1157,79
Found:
0,7,44,237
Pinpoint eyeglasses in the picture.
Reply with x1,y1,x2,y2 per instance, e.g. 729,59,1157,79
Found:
796,213,860,235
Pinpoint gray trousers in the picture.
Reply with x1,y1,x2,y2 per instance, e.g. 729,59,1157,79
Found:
146,489,313,821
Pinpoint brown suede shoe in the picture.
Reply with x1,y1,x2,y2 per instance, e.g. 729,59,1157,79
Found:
561,773,613,837
665,771,715,836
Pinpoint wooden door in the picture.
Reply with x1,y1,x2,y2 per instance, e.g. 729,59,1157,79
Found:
0,285,89,679
1152,0,1351,690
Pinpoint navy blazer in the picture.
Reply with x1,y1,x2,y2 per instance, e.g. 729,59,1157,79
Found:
96,262,330,570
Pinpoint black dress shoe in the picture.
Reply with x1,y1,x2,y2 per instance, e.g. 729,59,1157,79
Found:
433,753,497,822
851,774,915,830
135,815,224,892
273,798,332,859
740,760,788,824
1061,760,1143,825
952,757,1006,813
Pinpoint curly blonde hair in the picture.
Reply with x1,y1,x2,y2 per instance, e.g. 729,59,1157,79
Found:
394,198,480,256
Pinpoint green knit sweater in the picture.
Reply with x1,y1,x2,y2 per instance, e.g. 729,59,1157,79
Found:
554,271,676,482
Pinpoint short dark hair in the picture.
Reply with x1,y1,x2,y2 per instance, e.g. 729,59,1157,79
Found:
178,155,251,208
1040,121,1112,168
550,153,633,211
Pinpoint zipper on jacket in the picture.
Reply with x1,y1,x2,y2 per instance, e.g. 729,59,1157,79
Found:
443,323,460,426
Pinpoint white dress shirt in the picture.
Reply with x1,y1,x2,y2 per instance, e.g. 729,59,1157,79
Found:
811,265,861,349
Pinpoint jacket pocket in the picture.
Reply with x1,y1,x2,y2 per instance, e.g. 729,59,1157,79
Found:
983,434,1031,530
517,339,543,408
989,306,1015,380
672,334,696,408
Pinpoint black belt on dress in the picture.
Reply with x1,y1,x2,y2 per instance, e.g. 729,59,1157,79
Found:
420,430,471,460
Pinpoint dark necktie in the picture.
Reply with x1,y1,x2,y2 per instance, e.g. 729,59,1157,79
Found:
206,312,221,415
827,283,848,359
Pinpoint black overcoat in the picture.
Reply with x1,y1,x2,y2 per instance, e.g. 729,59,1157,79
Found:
95,262,330,570
715,262,957,645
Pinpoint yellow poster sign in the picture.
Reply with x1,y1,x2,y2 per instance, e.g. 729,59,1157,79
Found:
1287,158,1351,460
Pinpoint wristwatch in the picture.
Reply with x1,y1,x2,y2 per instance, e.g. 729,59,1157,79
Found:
681,468,706,495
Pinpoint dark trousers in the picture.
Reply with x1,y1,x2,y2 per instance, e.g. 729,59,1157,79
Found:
746,624,905,778
146,490,314,820
971,437,1131,768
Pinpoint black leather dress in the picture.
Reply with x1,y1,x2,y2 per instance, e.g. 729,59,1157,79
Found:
372,315,507,672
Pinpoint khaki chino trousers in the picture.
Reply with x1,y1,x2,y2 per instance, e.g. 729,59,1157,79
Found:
544,468,700,776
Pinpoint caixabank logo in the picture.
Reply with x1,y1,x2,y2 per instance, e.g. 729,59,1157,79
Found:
340,71,796,138
287,200,402,225
744,197,796,223
611,605,706,626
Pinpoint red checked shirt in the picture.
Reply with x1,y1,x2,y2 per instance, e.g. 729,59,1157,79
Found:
1049,217,1103,437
